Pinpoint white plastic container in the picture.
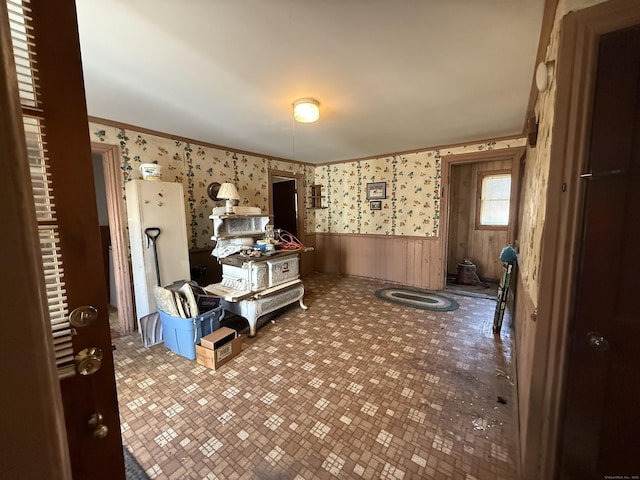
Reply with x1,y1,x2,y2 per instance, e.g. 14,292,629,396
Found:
139,163,162,180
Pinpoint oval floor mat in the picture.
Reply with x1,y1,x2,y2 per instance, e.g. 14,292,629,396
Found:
375,287,459,311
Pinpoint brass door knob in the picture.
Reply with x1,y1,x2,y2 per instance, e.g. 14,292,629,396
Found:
88,413,108,439
74,347,103,375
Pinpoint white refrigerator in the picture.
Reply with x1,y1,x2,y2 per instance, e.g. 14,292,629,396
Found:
125,180,190,320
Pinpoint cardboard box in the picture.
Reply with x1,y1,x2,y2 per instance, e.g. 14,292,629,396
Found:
158,307,220,360
196,327,242,370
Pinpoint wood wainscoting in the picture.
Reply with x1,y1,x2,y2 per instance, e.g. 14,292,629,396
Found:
312,233,443,290
513,271,536,473
300,234,317,277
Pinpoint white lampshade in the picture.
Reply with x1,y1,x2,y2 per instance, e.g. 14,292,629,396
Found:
217,182,240,214
293,98,320,123
217,182,239,200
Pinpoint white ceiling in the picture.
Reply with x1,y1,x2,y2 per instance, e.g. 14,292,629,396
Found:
76,1,545,164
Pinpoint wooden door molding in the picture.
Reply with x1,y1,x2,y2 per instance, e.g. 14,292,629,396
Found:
526,1,640,478
92,142,136,333
439,146,524,289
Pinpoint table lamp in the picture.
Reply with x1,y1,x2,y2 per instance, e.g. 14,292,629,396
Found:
217,182,240,214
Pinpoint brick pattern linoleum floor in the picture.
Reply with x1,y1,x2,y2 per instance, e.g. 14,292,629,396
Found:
113,273,518,479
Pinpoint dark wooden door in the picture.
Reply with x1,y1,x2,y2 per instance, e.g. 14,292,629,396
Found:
9,1,125,478
273,179,298,237
559,24,640,478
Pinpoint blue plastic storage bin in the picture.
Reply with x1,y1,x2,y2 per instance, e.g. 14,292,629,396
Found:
159,306,222,360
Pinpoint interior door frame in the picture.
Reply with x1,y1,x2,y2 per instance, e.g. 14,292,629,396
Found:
525,1,640,478
268,168,305,239
439,147,525,289
91,142,136,334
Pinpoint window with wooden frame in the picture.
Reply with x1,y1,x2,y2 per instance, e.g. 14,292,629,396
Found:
476,170,511,229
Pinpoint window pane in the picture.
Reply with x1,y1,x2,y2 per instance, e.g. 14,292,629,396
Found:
480,174,511,226
484,175,511,200
482,199,510,225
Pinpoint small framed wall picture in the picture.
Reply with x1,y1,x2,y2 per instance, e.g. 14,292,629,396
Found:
370,200,382,210
366,181,386,200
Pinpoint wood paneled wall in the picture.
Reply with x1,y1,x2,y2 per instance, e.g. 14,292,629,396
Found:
513,272,537,466
313,233,443,290
446,159,512,281
300,234,317,277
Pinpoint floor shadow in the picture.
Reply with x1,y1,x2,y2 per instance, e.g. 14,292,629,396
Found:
445,278,498,300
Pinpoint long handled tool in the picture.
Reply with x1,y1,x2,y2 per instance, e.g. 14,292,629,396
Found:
144,227,161,286
139,227,163,347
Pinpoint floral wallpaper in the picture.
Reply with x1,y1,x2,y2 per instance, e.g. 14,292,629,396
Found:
90,123,305,249
311,138,525,236
91,121,524,247
518,0,607,303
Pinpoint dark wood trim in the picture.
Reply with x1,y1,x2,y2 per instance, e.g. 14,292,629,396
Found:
527,2,640,479
320,136,526,166
91,115,525,168
314,231,440,241
89,116,310,166
473,225,510,232
510,150,526,250
440,147,524,165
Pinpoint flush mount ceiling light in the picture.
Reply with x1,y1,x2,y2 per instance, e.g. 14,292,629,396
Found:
293,98,320,123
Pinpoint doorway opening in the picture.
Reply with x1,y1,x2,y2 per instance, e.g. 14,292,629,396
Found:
91,143,135,334
268,169,304,240
440,148,524,299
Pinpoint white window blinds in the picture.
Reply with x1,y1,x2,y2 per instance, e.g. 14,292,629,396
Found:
7,0,75,379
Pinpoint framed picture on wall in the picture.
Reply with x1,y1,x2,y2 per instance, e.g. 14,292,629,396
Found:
370,200,382,210
366,182,386,200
